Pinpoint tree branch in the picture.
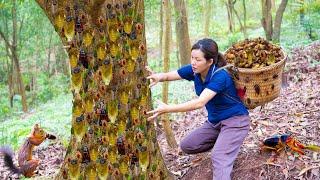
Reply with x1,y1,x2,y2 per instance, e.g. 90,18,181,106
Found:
18,18,24,48
0,30,13,52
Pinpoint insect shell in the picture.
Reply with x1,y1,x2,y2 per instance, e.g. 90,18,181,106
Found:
263,134,290,147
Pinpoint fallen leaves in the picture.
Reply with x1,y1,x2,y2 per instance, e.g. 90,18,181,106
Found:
298,165,320,177
1,42,319,180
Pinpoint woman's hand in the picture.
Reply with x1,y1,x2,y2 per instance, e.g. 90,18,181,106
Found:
147,100,170,121
146,66,162,88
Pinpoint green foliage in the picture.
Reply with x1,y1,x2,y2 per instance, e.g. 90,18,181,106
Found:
0,73,70,121
0,94,72,150
35,73,70,104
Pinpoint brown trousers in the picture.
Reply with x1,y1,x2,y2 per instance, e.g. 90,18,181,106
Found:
180,115,250,180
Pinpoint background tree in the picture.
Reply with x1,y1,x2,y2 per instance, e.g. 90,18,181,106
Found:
0,0,28,112
203,0,213,37
242,0,247,38
261,0,288,43
159,1,164,63
173,0,191,66
226,0,236,33
162,0,178,148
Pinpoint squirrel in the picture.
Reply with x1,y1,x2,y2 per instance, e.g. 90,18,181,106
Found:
0,124,56,178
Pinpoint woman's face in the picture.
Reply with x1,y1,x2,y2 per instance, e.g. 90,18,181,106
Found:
191,49,213,74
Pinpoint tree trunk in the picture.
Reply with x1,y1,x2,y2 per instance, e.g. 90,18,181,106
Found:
233,6,245,36
163,0,178,148
203,0,212,37
226,0,235,33
299,0,305,26
160,1,164,62
3,35,14,108
47,33,53,77
173,0,191,66
272,0,288,43
36,0,173,179
175,26,181,67
242,0,247,38
261,0,273,41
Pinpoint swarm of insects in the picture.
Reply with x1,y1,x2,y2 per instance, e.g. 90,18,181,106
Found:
36,0,171,179
225,37,285,69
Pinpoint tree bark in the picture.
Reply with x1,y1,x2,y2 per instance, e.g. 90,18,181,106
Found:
36,0,173,179
173,0,191,66
261,0,273,41
159,1,164,62
242,0,247,38
163,0,178,148
226,0,235,33
2,27,14,107
233,7,245,36
299,0,305,26
272,0,288,43
47,33,53,76
203,0,213,37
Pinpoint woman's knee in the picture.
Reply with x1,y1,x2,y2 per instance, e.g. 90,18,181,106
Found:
180,139,194,154
180,138,213,154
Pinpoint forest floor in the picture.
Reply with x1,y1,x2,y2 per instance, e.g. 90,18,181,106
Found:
0,41,319,179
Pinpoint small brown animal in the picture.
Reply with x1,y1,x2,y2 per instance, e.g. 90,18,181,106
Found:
0,124,56,177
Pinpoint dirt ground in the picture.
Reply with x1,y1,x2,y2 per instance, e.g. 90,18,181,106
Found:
0,41,319,179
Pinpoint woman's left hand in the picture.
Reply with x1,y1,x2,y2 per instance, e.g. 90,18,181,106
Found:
147,100,170,121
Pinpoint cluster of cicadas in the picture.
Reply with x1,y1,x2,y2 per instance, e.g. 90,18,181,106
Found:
225,37,284,69
43,0,167,179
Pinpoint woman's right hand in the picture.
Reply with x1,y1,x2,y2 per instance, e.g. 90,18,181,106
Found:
146,66,162,88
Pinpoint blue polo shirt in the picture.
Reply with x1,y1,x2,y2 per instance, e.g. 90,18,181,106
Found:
177,64,248,124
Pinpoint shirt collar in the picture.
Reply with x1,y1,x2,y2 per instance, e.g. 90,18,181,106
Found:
196,64,216,84
205,64,216,83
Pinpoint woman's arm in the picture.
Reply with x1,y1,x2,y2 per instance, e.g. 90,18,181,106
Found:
158,71,182,82
146,68,182,87
147,88,217,120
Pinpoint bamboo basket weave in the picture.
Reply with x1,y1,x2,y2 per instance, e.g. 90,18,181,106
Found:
228,50,287,109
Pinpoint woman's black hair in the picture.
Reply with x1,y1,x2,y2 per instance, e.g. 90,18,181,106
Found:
191,38,227,67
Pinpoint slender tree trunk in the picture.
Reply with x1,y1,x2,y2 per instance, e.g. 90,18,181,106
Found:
233,7,245,36
163,0,178,148
47,33,53,76
242,0,247,38
226,0,235,33
261,0,273,41
8,67,14,107
3,37,14,108
36,0,173,179
271,0,275,9
175,25,181,67
299,0,305,26
173,0,191,66
203,0,213,37
160,1,164,62
272,0,288,43
11,0,28,112
1,9,14,108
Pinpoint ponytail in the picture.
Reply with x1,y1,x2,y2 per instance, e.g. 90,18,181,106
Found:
216,52,227,67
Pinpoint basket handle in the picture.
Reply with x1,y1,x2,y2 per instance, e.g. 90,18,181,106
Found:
210,64,243,105
212,64,239,80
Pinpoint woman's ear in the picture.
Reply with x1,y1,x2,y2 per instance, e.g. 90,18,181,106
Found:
209,58,214,66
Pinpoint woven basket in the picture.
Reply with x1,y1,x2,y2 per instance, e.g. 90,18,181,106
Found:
228,50,287,109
